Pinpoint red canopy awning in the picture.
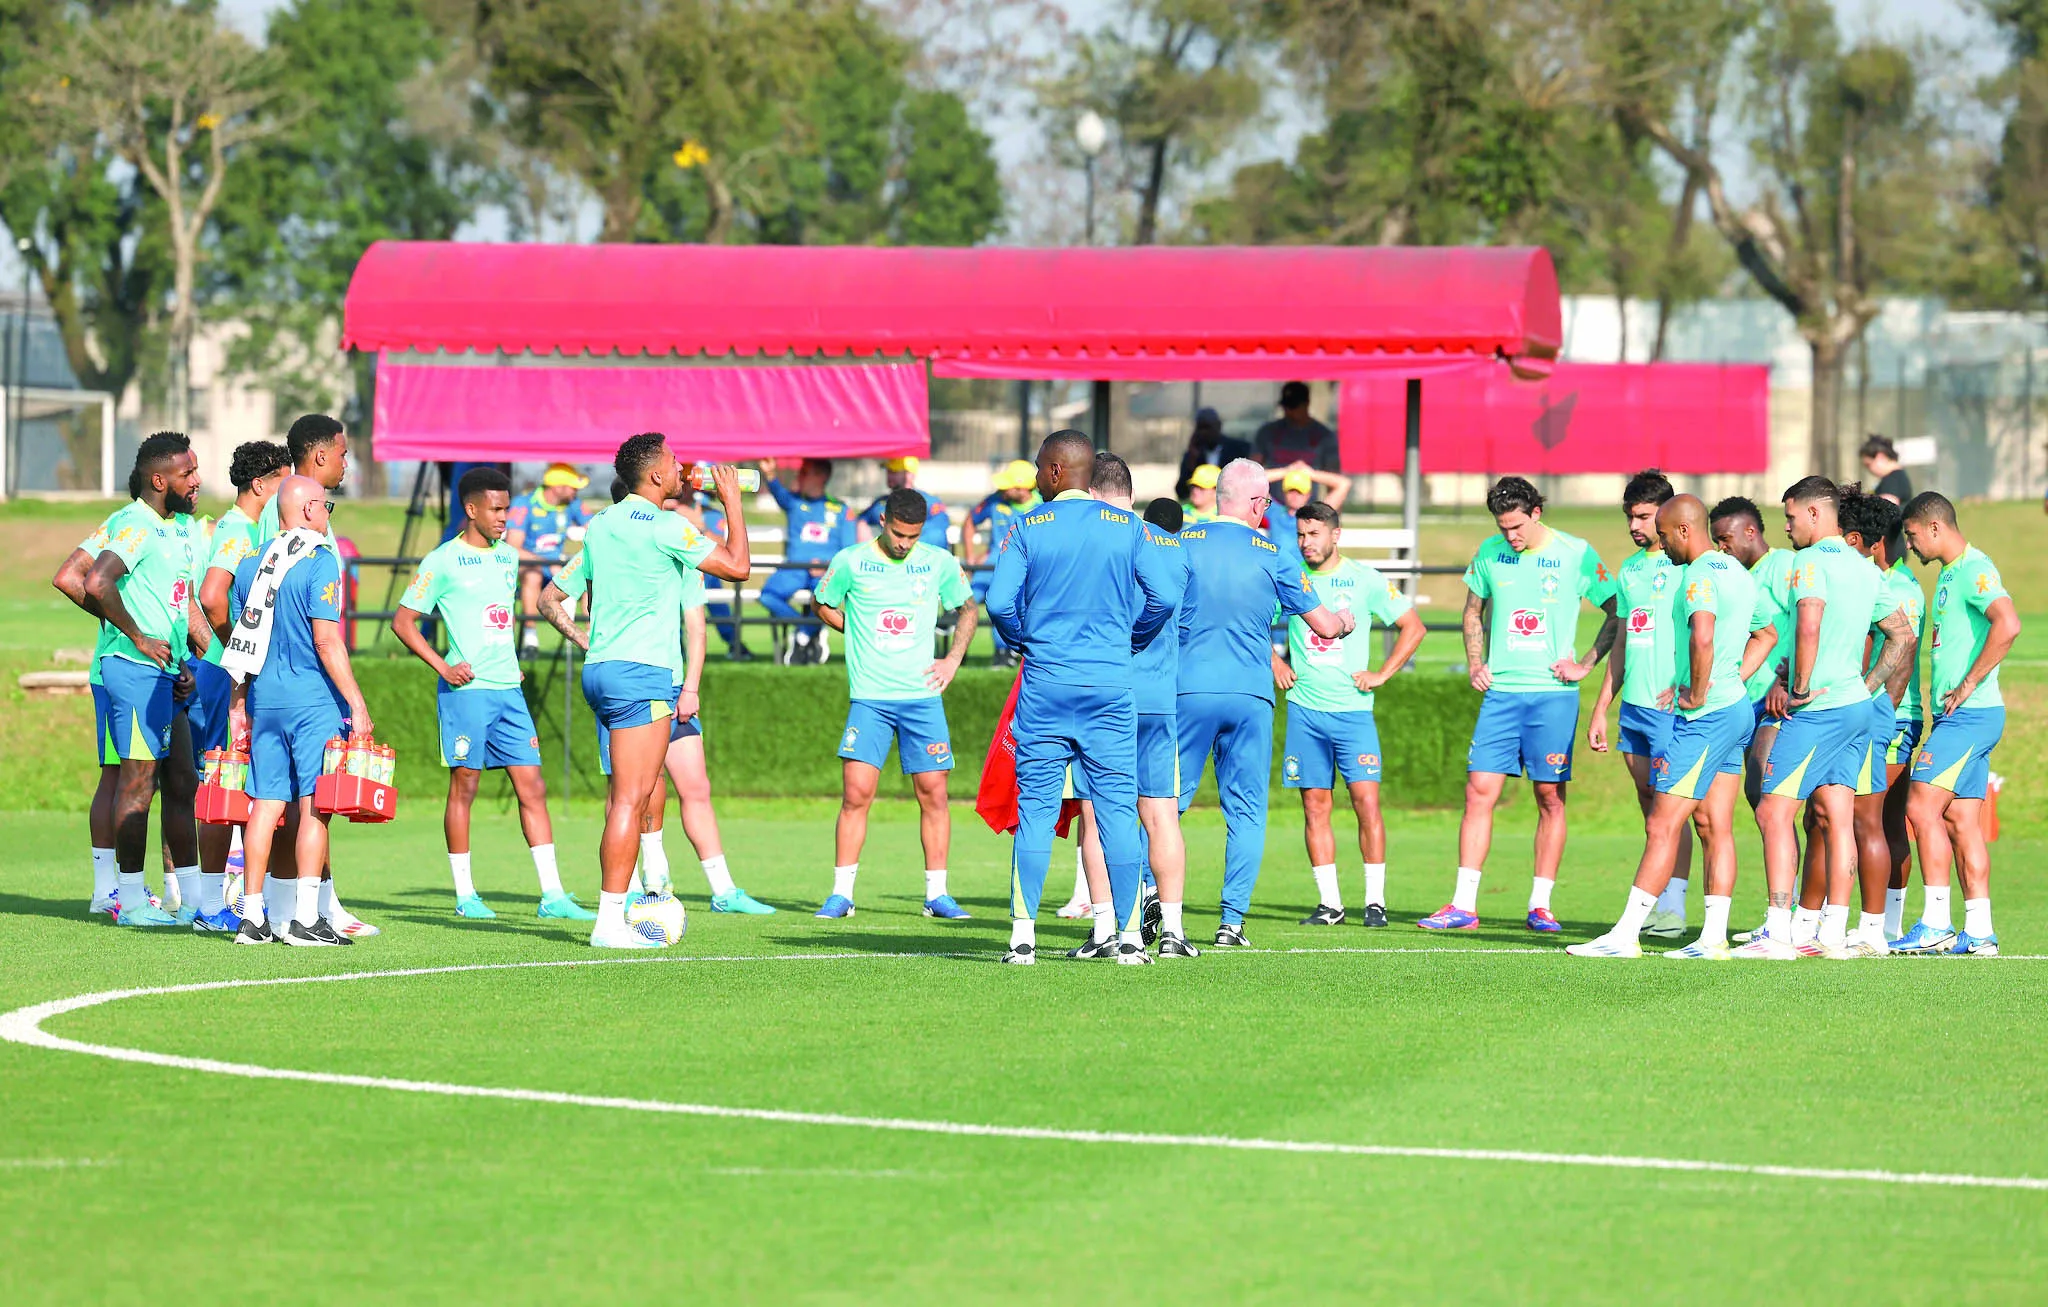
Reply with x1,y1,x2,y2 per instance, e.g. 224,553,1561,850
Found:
341,242,1560,371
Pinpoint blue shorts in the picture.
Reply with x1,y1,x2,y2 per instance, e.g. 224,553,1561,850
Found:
1467,690,1578,782
97,656,174,763
1883,716,1923,769
1282,705,1383,789
1855,695,1896,797
1654,700,1755,800
596,705,700,776
438,685,542,770
1762,701,1869,800
581,660,676,731
1136,712,1178,798
1618,702,1675,759
839,698,952,774
250,700,345,801
1911,707,2005,800
183,659,233,762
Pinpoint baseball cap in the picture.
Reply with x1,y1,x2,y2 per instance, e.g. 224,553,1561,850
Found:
994,459,1036,490
884,456,920,474
1189,464,1221,490
542,462,588,490
1281,468,1313,495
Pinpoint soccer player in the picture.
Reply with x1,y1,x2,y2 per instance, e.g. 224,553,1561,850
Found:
1568,495,1775,958
504,463,595,658
1732,477,1913,960
985,430,1181,965
225,476,374,946
858,457,953,550
1588,471,1693,938
1181,462,1221,524
52,484,140,914
965,460,1039,669
759,456,856,665
1895,492,2020,955
393,467,593,922
1273,501,1424,927
81,434,204,928
1420,476,1617,933
1261,463,1352,569
810,487,978,920
572,436,751,948
1178,459,1352,948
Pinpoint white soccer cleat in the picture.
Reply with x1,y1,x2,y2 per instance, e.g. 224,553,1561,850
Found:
590,923,662,949
330,905,379,938
1730,931,1800,960
1564,933,1642,958
1662,938,1731,960
1054,895,1091,919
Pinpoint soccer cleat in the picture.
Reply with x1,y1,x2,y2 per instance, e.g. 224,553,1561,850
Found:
455,894,498,920
813,893,856,919
1066,934,1118,960
590,922,662,949
233,918,274,946
1662,938,1731,960
1888,920,1957,955
1157,933,1200,959
710,888,775,915
1525,908,1563,933
174,903,201,926
1730,930,1800,960
115,901,181,928
191,907,241,933
89,893,119,917
330,907,378,938
1054,894,1090,919
1564,933,1642,958
537,890,598,920
1000,943,1036,965
1213,922,1250,948
1641,909,1687,939
1114,941,1154,966
1417,904,1479,931
1795,938,1828,958
1360,903,1389,929
921,895,969,920
280,919,344,947
1950,932,1999,957
1830,936,1888,959
1140,887,1161,945
1731,925,1761,944
1299,904,1345,926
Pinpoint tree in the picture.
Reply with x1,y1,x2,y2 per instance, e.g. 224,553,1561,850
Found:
26,1,287,435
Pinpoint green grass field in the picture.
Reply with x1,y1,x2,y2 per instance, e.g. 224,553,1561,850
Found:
3,494,2046,1302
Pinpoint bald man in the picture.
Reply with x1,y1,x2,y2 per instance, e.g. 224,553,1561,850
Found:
1570,495,1779,958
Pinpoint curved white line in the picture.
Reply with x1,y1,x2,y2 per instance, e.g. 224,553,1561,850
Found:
4,953,2044,1192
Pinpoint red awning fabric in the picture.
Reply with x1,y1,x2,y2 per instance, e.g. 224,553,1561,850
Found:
342,242,1561,369
1337,362,1770,475
370,361,928,462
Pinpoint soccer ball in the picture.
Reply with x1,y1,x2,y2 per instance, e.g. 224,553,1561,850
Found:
225,871,245,917
624,891,687,946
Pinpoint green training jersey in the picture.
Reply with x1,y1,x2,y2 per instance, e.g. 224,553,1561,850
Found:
96,500,195,670
1743,547,1796,702
1615,546,1680,708
1463,526,1616,694
402,536,523,691
815,539,973,701
78,511,122,686
1927,545,2008,711
1284,559,1412,714
1671,550,1757,720
1785,536,1879,712
203,506,265,666
181,513,223,663
579,494,712,682
256,493,339,556
1870,560,1924,721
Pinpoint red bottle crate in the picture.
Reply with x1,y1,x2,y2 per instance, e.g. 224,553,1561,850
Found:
314,773,398,824
194,783,251,826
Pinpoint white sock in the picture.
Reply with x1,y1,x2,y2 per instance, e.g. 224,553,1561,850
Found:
1118,927,1142,950
1090,901,1113,943
1883,888,1906,938
242,883,266,924
1161,901,1184,937
1856,910,1886,944
116,870,145,911
449,852,476,900
1451,866,1483,913
1070,855,1088,901
701,853,735,898
296,877,321,927
1923,885,1953,931
598,890,628,930
1614,886,1657,940
1818,903,1849,948
832,864,858,900
1009,918,1035,950
627,869,645,896
1963,897,1993,939
924,869,948,901
532,844,564,896
200,871,226,915
639,833,670,890
91,848,118,901
1528,877,1554,913
1764,903,1793,940
173,866,200,913
1311,864,1340,909
264,876,291,927
1655,876,1688,916
318,878,344,921
1701,894,1732,946
1363,862,1386,908
1792,905,1822,942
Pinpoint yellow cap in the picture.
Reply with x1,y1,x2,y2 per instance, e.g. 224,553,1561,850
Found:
884,456,920,474
541,462,588,490
994,459,1036,490
1281,468,1313,495
1189,463,1221,490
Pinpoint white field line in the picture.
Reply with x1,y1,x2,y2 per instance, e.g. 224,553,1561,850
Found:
3,954,2045,1192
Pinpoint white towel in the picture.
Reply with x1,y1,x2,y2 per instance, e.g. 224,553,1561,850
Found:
221,529,327,684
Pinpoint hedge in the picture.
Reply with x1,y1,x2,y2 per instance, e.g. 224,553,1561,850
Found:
353,658,1485,809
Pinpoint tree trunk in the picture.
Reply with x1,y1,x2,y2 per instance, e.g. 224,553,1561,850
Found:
1134,136,1168,245
1616,294,1629,364
703,171,735,244
1809,334,1844,482
168,235,195,436
350,349,385,498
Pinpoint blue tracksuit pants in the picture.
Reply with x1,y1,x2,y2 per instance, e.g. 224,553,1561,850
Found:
759,566,822,629
1176,691,1273,925
1011,679,1143,932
